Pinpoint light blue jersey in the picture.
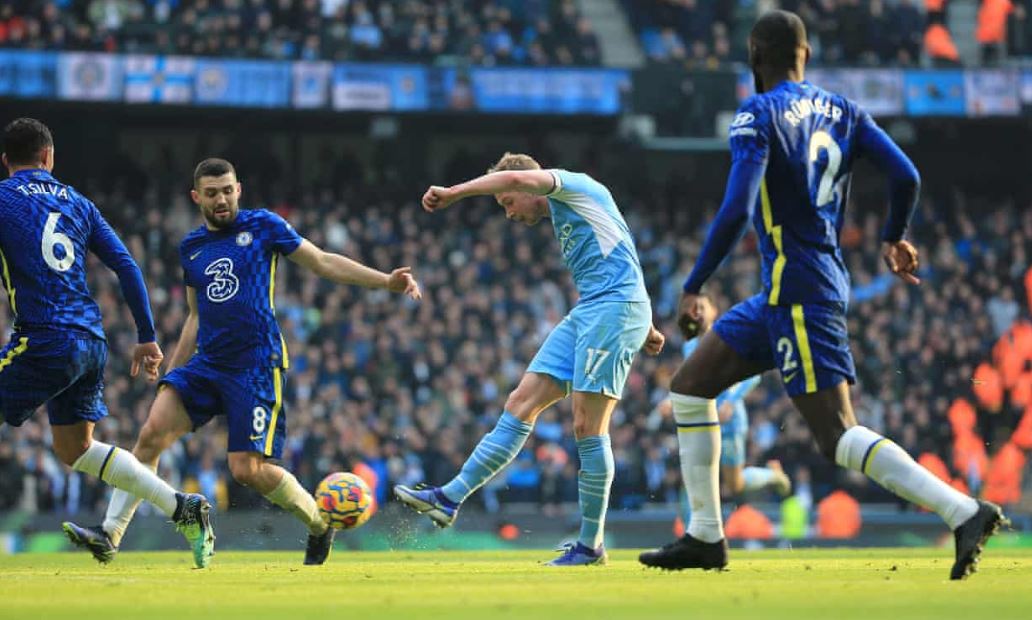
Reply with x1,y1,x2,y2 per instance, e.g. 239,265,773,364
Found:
544,169,649,305
526,169,651,398
683,339,761,466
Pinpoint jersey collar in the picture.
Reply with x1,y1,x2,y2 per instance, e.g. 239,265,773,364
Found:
11,168,55,182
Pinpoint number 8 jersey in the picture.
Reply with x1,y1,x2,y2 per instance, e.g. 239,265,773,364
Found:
730,80,872,306
179,209,302,369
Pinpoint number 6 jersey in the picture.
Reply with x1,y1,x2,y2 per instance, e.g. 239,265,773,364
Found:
0,168,155,342
730,80,879,306
179,209,302,369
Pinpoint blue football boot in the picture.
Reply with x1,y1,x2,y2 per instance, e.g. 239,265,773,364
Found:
62,522,117,564
546,542,608,567
393,483,459,528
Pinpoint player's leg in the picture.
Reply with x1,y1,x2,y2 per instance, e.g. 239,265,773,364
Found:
640,296,772,570
60,349,213,566
784,302,1005,579
224,366,332,565
547,302,651,567
100,385,194,548
395,316,574,527
740,461,791,496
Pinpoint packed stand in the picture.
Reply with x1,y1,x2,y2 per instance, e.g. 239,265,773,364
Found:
0,0,601,66
1,151,1030,520
628,0,1032,67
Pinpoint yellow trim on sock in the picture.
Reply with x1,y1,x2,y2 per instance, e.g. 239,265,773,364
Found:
791,305,817,393
862,439,891,475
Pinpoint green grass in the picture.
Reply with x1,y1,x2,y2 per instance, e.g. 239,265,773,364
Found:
2,548,1031,620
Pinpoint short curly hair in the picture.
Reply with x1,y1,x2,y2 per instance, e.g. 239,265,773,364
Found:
487,152,541,173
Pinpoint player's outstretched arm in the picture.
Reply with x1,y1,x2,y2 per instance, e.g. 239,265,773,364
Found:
422,170,556,212
165,286,200,372
87,206,163,380
287,239,422,299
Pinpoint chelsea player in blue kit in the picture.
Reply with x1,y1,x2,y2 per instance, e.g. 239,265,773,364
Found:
394,153,665,566
639,12,1005,580
66,158,422,566
0,118,214,566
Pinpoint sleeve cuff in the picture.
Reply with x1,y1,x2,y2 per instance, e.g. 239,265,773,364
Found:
545,169,563,197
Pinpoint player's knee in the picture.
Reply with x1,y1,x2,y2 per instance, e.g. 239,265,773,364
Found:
504,388,535,421
228,456,260,486
53,438,90,467
136,421,171,456
814,431,842,462
670,367,707,398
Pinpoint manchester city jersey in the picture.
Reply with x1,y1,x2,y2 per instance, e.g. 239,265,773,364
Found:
180,209,302,369
729,80,868,305
0,169,140,340
544,169,649,305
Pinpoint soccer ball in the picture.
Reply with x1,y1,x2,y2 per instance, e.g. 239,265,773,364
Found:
315,472,374,530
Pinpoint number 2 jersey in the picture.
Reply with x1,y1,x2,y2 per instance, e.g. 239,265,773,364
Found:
179,209,302,370
0,168,154,342
730,80,875,306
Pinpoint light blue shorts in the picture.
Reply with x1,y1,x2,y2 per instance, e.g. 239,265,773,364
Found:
527,301,651,399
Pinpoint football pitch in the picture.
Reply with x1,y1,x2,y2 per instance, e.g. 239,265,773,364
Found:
2,548,1031,620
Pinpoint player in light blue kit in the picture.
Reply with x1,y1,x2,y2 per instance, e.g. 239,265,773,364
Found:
394,152,665,566
681,294,789,501
0,118,213,567
640,11,1004,579
64,158,422,567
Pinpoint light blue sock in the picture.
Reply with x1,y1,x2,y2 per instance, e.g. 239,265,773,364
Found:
576,435,614,550
440,412,532,504
742,467,776,492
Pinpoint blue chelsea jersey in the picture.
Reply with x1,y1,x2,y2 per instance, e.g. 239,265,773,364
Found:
544,169,649,305
0,169,142,340
729,80,867,305
180,209,302,369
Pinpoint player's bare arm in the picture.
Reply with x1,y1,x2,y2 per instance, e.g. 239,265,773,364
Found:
422,169,556,212
165,286,199,372
287,239,421,300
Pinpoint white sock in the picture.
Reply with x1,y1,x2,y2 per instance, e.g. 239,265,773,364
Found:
73,441,178,519
672,393,724,543
103,461,155,547
741,467,776,493
835,426,978,530
265,471,328,535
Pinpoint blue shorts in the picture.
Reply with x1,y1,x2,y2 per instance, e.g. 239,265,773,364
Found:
0,331,108,427
527,301,651,398
159,356,287,459
719,406,747,467
713,294,855,397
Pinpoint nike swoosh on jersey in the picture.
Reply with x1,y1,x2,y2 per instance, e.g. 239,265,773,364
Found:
783,372,798,384
190,251,203,260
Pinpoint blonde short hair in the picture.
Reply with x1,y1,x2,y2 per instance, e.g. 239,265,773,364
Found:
488,152,541,173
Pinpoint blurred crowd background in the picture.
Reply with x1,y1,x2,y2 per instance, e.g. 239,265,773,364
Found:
1,0,1029,66
1,144,1029,521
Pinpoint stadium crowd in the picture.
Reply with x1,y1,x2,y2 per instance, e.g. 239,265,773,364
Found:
2,1,1030,66
0,0,601,66
1,149,1029,520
